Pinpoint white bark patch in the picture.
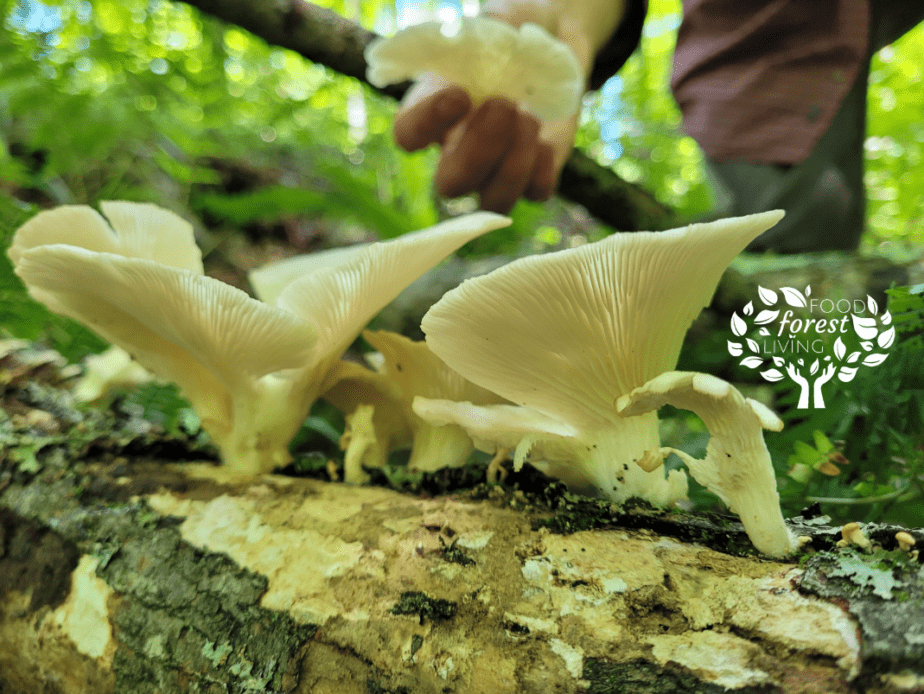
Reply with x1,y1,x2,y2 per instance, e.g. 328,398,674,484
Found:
455,530,494,550
182,495,365,623
148,485,389,625
723,570,861,678
517,532,667,646
51,555,114,662
648,631,771,689
550,638,585,679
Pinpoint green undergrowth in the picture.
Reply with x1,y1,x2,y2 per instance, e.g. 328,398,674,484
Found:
677,283,924,527
772,284,924,526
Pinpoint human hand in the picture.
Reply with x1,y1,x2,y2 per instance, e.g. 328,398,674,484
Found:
392,80,564,214
388,0,628,213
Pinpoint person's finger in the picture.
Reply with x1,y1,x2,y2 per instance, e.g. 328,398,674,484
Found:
434,98,518,199
478,113,540,213
524,142,557,202
393,86,472,152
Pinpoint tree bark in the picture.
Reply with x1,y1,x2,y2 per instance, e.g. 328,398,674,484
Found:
1,345,922,694
2,459,923,694
176,0,679,232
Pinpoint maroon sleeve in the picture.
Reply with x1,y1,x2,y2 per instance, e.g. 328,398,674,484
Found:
670,0,870,163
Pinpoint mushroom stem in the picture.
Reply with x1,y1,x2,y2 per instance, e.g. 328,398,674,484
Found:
486,448,510,483
564,414,688,507
407,421,475,472
414,398,687,507
340,403,386,485
617,371,797,557
216,374,306,476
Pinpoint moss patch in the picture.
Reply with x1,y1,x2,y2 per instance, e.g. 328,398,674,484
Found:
583,658,744,694
1,469,316,694
389,591,457,625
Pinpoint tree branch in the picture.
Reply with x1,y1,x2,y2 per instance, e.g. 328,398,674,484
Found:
177,0,679,231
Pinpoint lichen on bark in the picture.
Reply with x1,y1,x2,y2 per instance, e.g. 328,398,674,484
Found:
2,342,923,693
2,470,315,694
799,548,924,677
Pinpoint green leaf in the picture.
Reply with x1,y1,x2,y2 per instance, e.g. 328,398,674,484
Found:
812,430,835,454
793,440,822,466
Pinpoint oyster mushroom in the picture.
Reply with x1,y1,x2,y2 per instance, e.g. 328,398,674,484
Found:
72,345,154,402
417,211,785,510
323,330,509,482
11,202,510,474
616,371,796,557
365,15,583,120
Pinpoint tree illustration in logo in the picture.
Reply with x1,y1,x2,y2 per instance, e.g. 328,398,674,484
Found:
728,286,894,409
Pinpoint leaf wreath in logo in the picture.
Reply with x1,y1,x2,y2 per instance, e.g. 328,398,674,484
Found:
727,286,895,409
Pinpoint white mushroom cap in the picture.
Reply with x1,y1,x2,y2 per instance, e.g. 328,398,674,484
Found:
365,16,583,120
9,201,321,474
412,398,577,462
616,371,796,557
12,204,508,476
423,211,785,434
8,201,203,273
269,212,511,394
72,345,154,402
325,330,508,474
14,245,318,417
323,358,409,433
419,212,783,505
363,329,504,406
249,243,372,307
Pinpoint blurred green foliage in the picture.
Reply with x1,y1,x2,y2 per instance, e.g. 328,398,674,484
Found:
3,0,921,251
0,0,439,234
678,285,924,526
1,0,922,525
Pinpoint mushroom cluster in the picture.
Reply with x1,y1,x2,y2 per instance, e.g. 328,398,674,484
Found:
9,201,510,475
321,330,509,484
417,210,798,556
8,199,799,556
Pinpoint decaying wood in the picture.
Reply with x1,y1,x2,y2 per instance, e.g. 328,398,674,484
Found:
1,345,923,694
175,0,678,232
2,460,923,694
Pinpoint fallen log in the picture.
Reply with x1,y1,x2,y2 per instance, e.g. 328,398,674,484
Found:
1,345,922,694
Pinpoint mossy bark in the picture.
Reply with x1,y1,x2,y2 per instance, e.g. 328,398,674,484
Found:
0,464,314,694
1,344,923,694
3,461,923,693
